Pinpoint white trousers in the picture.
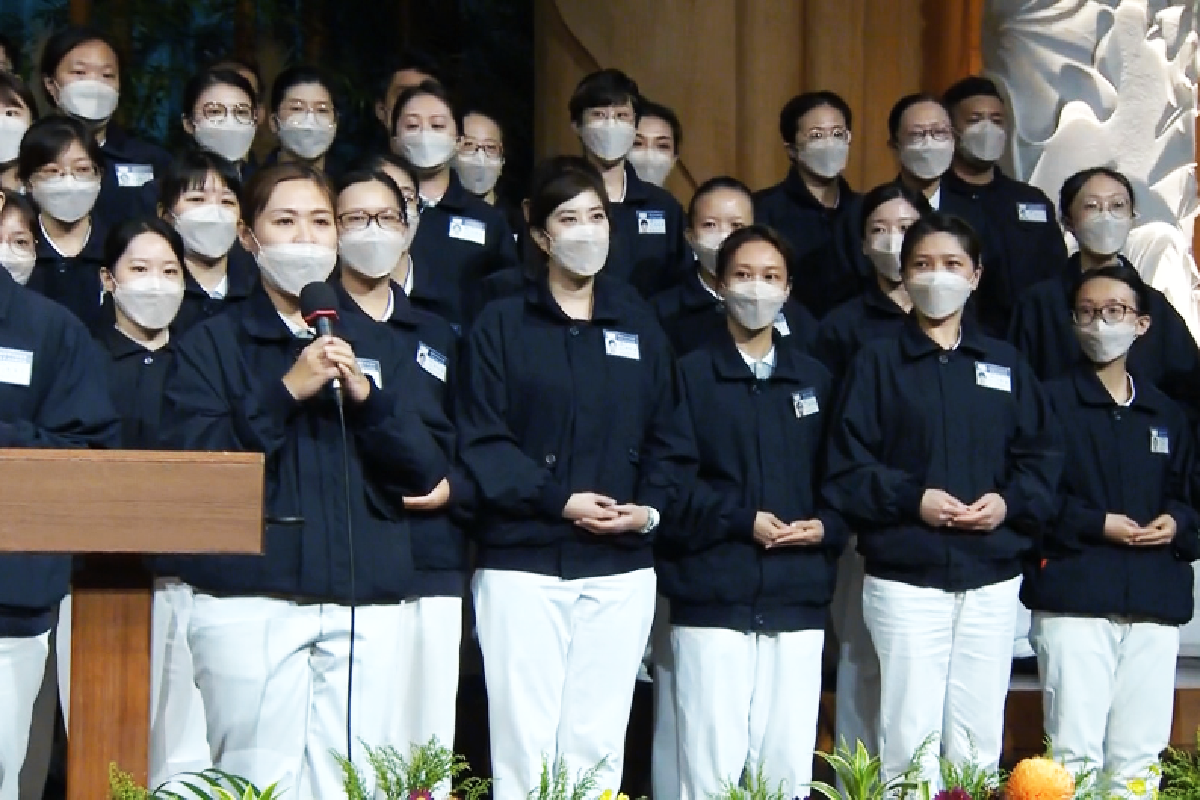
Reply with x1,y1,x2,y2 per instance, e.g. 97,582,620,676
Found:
1033,613,1179,793
863,575,1021,787
830,541,880,757
188,592,412,800
0,632,50,800
473,568,656,800
150,579,212,787
673,626,824,800
388,595,462,752
650,595,679,800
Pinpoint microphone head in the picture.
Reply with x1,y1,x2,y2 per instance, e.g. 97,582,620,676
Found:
299,282,340,327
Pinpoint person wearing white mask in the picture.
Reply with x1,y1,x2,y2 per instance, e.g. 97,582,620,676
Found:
0,190,37,287
454,107,527,248
940,77,1068,337
40,27,171,230
159,149,257,335
180,68,259,177
824,212,1062,788
389,81,517,331
659,223,845,800
18,115,109,331
1026,262,1197,796
459,156,695,800
652,175,816,358
267,66,339,174
569,69,689,298
0,73,37,194
160,162,451,799
1010,166,1200,417
628,100,680,188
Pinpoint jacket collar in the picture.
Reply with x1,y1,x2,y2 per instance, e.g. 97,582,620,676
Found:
430,170,470,213
1070,363,1156,413
183,245,258,300
100,324,170,359
899,314,989,360
622,161,652,205
862,281,909,317
525,271,624,325
711,328,804,384
333,279,423,330
240,285,357,343
680,269,722,312
782,164,851,211
0,267,17,321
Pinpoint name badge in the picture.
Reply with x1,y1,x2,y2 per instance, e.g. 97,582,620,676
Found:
975,361,1012,392
416,342,448,382
356,357,383,389
636,210,666,235
0,347,33,386
773,311,791,337
1151,426,1170,455
115,164,154,188
792,388,819,418
1017,203,1048,223
604,330,640,360
448,216,486,245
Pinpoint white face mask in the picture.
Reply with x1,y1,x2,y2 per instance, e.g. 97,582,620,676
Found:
905,270,974,320
548,223,609,277
0,243,35,285
865,232,905,282
798,139,850,179
57,79,120,121
339,225,408,280
453,150,504,195
31,175,101,223
579,119,636,162
0,117,29,164
254,240,338,297
691,231,727,276
399,129,458,170
174,205,239,259
627,149,674,186
193,119,256,163
722,280,789,331
1077,319,1139,364
959,120,1006,164
899,140,955,181
277,113,336,160
112,275,185,331
1077,213,1133,257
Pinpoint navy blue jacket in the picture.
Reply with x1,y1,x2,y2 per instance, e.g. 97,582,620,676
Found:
159,288,454,603
649,269,818,357
172,245,259,336
823,317,1062,591
0,270,120,636
1023,367,1198,624
99,326,173,449
28,220,110,333
94,125,172,231
657,332,847,631
812,283,910,381
942,170,1069,337
608,162,691,298
408,171,519,331
337,281,469,598
456,272,697,578
1008,254,1200,416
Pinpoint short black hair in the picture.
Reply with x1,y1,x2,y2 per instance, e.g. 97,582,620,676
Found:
638,99,682,150
270,65,336,116
334,168,411,224
1059,166,1136,222
351,151,419,188
687,176,751,225
0,72,39,126
182,67,257,120
526,155,609,234
887,93,948,143
715,223,795,283
1073,260,1151,316
102,216,187,274
859,181,934,236
17,115,103,183
941,76,1004,115
900,212,982,270
0,188,38,240
568,68,640,125
159,146,242,213
390,79,459,136
377,49,445,100
40,26,120,82
0,34,19,74
779,91,852,145
459,104,506,144
208,55,263,94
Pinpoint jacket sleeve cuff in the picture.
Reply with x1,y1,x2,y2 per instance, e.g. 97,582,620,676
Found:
895,480,925,522
265,379,301,421
1077,507,1109,543
999,487,1026,525
536,478,572,521
727,507,758,542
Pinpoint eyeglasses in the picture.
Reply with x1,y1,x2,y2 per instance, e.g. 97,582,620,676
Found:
903,128,953,146
34,163,99,181
1080,198,1135,219
458,139,503,159
1072,303,1138,325
200,101,256,125
280,100,336,124
803,127,849,143
338,209,407,232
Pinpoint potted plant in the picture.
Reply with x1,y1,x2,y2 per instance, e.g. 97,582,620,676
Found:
335,737,488,800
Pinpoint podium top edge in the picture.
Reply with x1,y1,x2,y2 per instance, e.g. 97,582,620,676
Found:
0,449,264,465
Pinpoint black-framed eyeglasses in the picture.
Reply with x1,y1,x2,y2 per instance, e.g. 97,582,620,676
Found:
1072,303,1137,326
337,209,407,232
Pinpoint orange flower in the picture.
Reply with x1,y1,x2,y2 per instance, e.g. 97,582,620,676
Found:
1006,757,1075,800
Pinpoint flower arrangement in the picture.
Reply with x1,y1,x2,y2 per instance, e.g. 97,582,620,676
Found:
108,764,281,800
937,737,1004,800
808,736,931,800
709,762,793,800
334,737,489,800
1005,757,1074,800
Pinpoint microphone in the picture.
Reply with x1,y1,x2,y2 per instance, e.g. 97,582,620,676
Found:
299,282,343,398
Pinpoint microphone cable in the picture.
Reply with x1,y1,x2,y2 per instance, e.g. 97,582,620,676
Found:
334,381,358,765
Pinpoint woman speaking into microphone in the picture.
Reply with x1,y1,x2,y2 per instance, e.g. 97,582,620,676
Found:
160,162,453,799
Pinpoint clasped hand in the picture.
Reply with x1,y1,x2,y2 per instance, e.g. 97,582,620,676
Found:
282,335,372,403
919,489,1007,532
753,512,824,548
564,492,648,535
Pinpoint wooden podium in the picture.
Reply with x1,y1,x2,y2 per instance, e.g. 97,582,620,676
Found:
0,450,265,800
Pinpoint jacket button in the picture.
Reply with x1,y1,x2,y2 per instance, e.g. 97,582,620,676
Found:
939,353,949,364
755,615,765,627
143,356,154,365
545,453,557,466
1113,410,1122,421
569,326,580,336
628,448,638,459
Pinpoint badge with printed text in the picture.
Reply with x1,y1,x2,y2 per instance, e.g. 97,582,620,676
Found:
356,357,383,389
604,330,641,360
115,164,154,188
792,388,819,418
1151,426,1170,455
448,216,486,245
1017,203,1048,223
416,342,448,382
0,347,33,387
636,210,666,235
773,311,791,337
975,361,1012,392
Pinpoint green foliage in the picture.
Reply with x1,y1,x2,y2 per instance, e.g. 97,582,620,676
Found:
807,736,930,800
709,761,791,800
110,764,152,800
1161,740,1200,800
528,755,606,800
334,737,489,800
108,764,280,800
938,735,1004,799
